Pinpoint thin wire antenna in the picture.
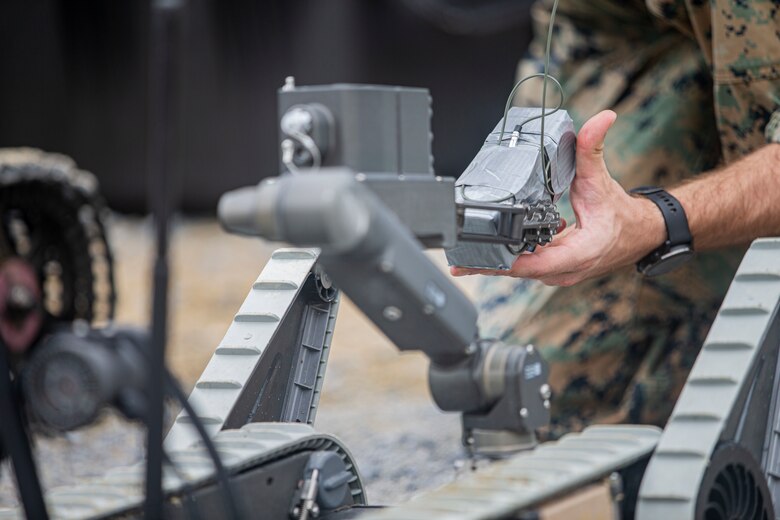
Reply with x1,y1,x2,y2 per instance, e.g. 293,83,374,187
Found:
539,0,561,196
496,0,562,197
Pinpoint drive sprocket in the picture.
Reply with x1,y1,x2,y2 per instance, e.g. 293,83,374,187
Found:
696,443,772,520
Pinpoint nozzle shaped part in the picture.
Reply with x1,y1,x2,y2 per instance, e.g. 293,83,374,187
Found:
217,171,369,251
218,183,278,238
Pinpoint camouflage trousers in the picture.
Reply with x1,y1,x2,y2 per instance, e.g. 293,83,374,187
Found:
478,265,735,440
481,18,747,439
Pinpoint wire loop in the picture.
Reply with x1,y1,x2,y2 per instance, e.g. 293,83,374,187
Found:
459,184,517,204
496,0,562,197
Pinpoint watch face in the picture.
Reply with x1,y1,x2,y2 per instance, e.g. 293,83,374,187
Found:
641,247,694,277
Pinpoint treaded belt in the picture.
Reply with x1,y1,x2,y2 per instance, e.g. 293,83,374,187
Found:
363,424,660,520
0,423,366,520
164,248,331,450
0,148,115,324
636,238,780,519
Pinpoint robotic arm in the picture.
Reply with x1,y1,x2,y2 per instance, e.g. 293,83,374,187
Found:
220,169,550,456
218,78,576,456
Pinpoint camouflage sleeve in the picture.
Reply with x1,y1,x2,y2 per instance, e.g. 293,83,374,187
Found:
766,111,780,145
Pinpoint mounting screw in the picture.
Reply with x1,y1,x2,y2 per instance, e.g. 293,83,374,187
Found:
539,384,552,401
423,304,435,315
379,260,393,273
519,407,529,418
283,76,296,91
382,306,403,321
465,344,477,355
543,399,550,409
526,344,535,354
355,173,366,182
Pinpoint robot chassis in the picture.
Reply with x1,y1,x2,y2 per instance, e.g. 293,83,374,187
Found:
2,82,780,520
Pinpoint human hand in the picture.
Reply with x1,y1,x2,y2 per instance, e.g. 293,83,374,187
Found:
451,110,666,286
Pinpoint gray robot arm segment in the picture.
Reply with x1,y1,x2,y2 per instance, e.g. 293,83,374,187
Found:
220,169,479,367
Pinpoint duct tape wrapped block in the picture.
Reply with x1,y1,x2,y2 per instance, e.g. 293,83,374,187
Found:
446,107,575,270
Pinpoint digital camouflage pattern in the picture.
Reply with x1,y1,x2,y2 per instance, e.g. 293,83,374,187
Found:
478,0,780,439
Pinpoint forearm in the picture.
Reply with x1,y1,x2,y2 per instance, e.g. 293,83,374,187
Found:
666,143,780,251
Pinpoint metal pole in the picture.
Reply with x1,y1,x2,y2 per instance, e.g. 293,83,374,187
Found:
144,0,183,517
0,340,48,520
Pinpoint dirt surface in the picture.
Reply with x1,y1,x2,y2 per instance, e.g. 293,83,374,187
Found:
0,218,479,508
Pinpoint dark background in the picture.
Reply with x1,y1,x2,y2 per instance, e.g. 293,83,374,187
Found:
0,0,533,213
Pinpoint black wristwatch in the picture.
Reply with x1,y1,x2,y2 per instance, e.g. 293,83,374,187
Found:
630,186,694,276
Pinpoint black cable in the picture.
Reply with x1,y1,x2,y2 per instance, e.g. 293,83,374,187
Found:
165,370,242,520
0,340,48,520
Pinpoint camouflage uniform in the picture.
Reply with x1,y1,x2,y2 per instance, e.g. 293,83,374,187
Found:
479,0,780,438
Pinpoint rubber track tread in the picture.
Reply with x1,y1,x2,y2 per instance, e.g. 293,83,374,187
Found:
0,423,365,519
164,249,337,450
636,238,780,520
0,148,115,323
362,425,660,520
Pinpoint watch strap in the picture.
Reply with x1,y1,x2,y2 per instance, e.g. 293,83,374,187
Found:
632,188,692,247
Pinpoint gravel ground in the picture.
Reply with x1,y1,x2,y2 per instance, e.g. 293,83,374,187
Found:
0,217,478,509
